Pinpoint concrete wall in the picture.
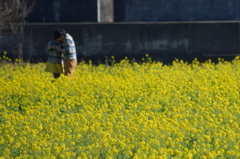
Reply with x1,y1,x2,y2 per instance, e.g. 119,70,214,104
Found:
98,0,114,22
0,22,239,64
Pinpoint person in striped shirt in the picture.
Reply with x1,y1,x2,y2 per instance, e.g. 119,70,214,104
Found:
45,33,64,79
53,29,77,78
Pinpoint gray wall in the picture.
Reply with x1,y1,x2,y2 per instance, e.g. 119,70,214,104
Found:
98,0,114,22
0,22,239,63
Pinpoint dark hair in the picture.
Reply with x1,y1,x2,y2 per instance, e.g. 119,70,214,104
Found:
53,29,66,40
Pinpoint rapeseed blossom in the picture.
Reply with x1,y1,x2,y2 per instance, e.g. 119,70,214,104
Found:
0,55,240,158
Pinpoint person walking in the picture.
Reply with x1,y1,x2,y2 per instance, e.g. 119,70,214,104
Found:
54,29,77,78
45,32,64,79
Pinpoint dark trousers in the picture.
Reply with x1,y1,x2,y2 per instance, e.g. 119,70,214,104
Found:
53,73,61,79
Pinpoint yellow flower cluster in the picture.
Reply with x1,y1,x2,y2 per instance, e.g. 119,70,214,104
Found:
0,56,240,158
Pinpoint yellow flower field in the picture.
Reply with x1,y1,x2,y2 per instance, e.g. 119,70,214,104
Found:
0,55,240,158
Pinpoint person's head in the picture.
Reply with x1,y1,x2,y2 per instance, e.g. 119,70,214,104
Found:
53,29,66,43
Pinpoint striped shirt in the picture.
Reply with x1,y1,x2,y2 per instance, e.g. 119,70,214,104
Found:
61,33,77,60
45,39,63,64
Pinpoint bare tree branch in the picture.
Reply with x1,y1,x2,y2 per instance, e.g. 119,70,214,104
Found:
0,0,35,33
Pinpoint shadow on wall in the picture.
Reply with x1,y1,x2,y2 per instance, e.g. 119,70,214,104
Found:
74,53,237,66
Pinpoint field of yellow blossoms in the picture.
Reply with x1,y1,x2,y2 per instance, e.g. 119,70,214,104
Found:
0,54,240,159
